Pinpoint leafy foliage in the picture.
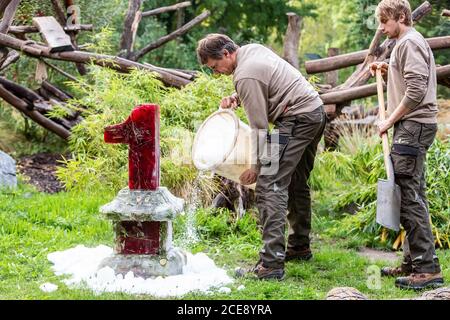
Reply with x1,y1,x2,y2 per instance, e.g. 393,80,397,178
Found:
56,66,236,203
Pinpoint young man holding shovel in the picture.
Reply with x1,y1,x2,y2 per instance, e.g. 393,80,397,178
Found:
196,34,326,280
369,0,444,290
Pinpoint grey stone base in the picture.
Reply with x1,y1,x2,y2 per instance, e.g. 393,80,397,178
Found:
98,247,187,278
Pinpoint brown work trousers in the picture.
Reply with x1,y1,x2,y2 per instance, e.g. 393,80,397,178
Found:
255,106,326,268
392,120,441,274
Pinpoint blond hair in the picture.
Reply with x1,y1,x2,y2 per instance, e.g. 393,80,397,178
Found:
196,34,239,65
376,0,413,26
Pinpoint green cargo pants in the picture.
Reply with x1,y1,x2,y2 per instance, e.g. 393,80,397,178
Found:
255,106,326,268
392,120,441,274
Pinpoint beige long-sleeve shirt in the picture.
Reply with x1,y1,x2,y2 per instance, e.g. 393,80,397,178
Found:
387,28,438,124
233,44,323,130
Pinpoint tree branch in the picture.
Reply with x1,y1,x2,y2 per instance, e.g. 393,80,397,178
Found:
142,1,191,17
131,10,210,61
0,32,191,88
49,0,67,26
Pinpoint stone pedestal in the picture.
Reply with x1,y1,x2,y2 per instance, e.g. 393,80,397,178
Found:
99,187,187,277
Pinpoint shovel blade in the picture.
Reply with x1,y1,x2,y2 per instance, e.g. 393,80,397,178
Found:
376,179,401,231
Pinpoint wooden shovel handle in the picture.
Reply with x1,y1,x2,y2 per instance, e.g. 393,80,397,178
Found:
376,68,392,180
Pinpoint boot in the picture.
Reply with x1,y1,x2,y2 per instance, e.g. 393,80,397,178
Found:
285,246,313,262
395,272,444,290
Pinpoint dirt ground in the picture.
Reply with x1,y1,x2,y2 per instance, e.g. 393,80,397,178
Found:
16,153,68,193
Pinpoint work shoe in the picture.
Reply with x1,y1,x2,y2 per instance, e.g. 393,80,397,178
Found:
395,272,444,291
285,246,313,262
381,265,412,277
253,261,285,280
235,260,285,280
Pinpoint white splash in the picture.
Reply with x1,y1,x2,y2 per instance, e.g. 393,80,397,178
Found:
39,282,58,293
47,245,233,298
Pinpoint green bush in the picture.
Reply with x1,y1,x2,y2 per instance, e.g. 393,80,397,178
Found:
56,67,236,203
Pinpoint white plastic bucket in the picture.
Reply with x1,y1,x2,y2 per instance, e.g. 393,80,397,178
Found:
192,109,255,189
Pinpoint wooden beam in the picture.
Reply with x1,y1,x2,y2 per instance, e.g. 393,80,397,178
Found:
32,16,74,53
142,1,191,17
42,80,73,101
320,65,450,105
0,84,71,139
8,24,93,35
306,1,434,75
306,36,450,74
282,13,302,69
119,0,142,59
130,10,210,61
0,32,191,88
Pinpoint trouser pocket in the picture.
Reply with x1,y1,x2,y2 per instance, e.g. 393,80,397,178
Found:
259,133,289,175
391,144,419,178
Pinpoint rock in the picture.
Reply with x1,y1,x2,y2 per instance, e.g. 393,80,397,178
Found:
0,150,17,188
416,287,450,300
326,287,369,300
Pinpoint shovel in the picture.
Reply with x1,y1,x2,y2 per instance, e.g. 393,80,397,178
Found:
375,68,401,231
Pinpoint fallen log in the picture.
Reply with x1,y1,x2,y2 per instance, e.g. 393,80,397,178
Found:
0,32,191,88
8,24,93,35
306,36,450,74
130,10,210,61
320,65,450,104
0,84,71,139
141,1,191,17
41,80,73,101
306,1,433,76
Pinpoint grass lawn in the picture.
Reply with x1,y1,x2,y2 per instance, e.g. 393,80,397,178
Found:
0,182,448,300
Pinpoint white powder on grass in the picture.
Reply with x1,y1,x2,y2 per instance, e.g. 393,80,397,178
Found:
47,245,233,298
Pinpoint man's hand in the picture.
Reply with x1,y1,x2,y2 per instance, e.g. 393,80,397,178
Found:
369,62,388,77
239,168,257,185
377,118,394,137
220,93,240,109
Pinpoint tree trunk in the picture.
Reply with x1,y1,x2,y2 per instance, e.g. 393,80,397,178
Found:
282,12,302,69
119,0,142,59
0,0,20,66
325,48,339,87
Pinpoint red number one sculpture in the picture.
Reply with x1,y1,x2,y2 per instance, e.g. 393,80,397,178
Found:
103,104,161,254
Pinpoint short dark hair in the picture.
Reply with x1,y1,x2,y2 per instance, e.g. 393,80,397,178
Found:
196,34,239,64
